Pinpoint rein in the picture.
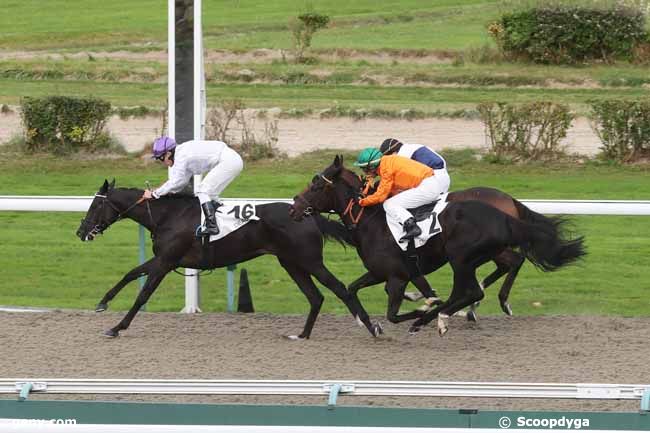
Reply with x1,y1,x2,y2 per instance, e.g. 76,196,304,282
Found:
343,199,364,225
91,193,157,236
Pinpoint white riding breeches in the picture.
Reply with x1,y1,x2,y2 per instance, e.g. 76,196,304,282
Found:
383,175,443,225
433,168,450,193
195,146,243,201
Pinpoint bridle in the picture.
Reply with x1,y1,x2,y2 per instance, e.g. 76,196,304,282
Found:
293,173,334,217
81,193,150,237
296,169,376,229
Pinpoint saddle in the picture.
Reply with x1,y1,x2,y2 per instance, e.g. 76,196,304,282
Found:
409,199,440,222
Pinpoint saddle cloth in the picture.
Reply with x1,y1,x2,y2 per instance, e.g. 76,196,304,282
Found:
387,193,448,251
205,201,260,242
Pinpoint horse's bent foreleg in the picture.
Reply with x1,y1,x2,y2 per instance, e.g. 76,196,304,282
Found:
278,259,324,340
348,272,381,292
96,258,158,312
104,260,173,338
385,278,425,324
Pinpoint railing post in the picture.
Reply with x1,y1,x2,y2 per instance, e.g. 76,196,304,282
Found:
227,264,236,312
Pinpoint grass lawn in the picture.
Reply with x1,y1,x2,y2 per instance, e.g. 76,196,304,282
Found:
0,0,498,51
1,151,649,317
2,78,648,112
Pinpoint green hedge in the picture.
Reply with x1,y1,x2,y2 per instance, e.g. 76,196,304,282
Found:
590,100,650,162
491,6,647,64
477,102,574,161
20,96,112,153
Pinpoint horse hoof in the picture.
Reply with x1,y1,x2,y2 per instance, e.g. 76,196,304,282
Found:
425,297,442,306
437,314,449,336
284,334,306,341
502,302,513,316
404,291,423,302
408,325,421,335
467,310,478,322
102,329,119,338
372,322,384,337
95,303,108,313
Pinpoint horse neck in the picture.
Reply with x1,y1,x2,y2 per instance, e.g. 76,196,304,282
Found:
333,181,380,232
110,189,156,230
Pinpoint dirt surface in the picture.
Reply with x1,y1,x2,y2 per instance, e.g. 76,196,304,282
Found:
1,110,602,157
0,48,453,65
1,311,648,411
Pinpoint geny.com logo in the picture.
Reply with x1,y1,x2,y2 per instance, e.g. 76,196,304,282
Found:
499,415,590,429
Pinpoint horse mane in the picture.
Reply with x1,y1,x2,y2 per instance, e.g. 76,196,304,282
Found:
112,187,195,201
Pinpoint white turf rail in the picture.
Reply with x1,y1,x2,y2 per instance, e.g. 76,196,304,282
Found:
2,196,650,215
0,379,647,399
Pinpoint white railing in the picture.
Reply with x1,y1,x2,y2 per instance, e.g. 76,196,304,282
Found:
2,196,650,215
1,379,647,400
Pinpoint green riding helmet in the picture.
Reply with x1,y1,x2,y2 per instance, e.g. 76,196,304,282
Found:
354,148,383,169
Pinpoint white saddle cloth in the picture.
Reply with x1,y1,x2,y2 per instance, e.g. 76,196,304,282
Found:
387,193,448,251
205,201,260,242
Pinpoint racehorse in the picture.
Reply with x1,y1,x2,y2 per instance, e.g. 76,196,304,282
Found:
346,186,540,321
289,156,586,336
76,179,382,339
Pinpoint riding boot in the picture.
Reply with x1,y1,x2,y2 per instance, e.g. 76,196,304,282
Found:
399,217,421,242
197,201,220,237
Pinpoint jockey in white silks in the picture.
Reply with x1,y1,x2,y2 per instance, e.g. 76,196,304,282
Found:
143,136,243,237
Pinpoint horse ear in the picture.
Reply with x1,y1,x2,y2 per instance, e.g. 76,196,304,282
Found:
333,155,342,167
100,179,109,193
109,179,116,190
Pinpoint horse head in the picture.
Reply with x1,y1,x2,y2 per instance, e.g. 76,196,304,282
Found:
289,155,364,221
76,179,121,241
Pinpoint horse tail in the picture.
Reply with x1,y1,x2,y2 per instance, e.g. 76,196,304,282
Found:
514,199,563,233
312,214,355,247
506,208,586,272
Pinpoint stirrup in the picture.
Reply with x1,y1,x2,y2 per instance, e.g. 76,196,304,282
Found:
196,224,220,237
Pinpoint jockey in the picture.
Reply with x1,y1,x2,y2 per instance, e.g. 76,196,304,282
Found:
379,138,450,193
354,148,442,242
143,136,244,237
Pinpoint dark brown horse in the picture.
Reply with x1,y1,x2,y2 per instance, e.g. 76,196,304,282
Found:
290,156,586,336
347,186,534,321
76,179,382,339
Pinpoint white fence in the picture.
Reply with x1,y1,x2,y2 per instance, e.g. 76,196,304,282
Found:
1,379,647,400
3,196,650,215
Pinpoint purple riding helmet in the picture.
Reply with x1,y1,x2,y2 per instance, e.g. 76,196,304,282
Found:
152,136,177,159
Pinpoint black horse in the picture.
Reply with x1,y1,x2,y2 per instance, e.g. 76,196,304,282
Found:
290,156,586,336
76,179,382,339
346,186,540,321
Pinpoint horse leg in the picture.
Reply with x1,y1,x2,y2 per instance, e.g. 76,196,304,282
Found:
409,264,484,336
351,272,439,307
466,249,512,322
385,277,426,324
277,259,324,340
310,263,383,338
95,258,157,312
104,260,173,338
496,250,525,316
348,272,380,292
409,274,442,309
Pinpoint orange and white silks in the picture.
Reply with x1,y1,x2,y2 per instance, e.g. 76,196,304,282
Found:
359,155,434,207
